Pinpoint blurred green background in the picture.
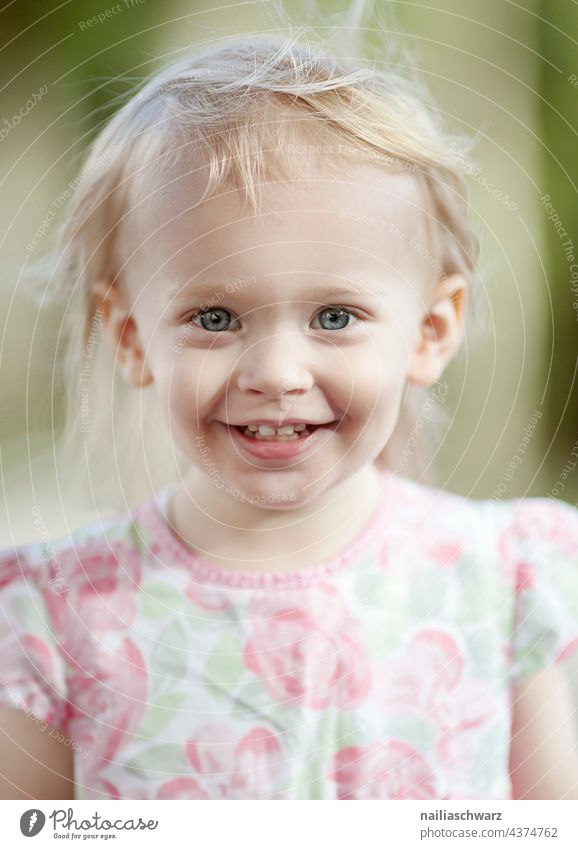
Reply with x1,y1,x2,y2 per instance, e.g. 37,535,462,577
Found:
1,0,577,547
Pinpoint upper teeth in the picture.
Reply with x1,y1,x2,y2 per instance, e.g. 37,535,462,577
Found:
246,423,308,435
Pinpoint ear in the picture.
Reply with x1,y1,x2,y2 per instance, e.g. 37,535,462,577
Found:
91,280,153,388
407,274,467,387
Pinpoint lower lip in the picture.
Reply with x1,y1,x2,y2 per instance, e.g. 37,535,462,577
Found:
217,422,339,460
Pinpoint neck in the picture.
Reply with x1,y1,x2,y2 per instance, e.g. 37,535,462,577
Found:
168,464,387,568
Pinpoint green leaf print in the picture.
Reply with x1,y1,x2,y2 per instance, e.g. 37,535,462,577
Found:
203,632,246,699
474,721,508,796
231,682,293,730
234,681,271,711
125,743,188,780
495,585,515,634
409,572,447,618
457,573,500,625
151,618,189,682
291,758,327,800
141,582,185,618
138,691,189,739
366,613,408,660
383,715,438,751
12,596,53,638
354,570,391,608
553,559,578,618
465,628,500,678
317,710,363,752
515,627,559,679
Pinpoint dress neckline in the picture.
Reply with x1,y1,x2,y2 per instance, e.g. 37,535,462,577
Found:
138,467,404,589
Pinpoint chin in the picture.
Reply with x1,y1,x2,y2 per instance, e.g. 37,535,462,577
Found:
225,473,320,509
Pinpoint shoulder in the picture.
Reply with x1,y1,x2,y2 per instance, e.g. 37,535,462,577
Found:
387,475,505,547
493,495,578,548
394,477,577,549
0,502,150,726
387,478,577,578
486,496,578,587
383,479,578,689
0,540,69,727
0,501,149,596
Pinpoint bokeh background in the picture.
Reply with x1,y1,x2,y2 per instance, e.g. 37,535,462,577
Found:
0,0,577,697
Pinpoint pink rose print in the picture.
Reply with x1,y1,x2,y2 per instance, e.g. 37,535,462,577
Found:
2,633,65,729
91,778,122,800
186,723,285,799
69,637,148,800
498,533,523,585
425,541,464,568
381,629,498,725
329,740,437,799
0,553,26,591
382,630,465,712
45,539,143,589
375,495,466,573
436,723,487,790
43,542,143,671
514,560,535,593
156,778,211,799
243,584,371,709
499,499,578,583
186,580,233,613
556,636,578,664
511,500,578,551
378,629,500,791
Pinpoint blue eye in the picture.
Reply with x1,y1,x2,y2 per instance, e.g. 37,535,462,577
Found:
185,306,364,333
187,308,240,332
313,306,361,331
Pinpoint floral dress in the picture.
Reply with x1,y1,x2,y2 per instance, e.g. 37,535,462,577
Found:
1,468,577,800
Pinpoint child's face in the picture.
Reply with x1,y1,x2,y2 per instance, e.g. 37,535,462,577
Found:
100,160,465,507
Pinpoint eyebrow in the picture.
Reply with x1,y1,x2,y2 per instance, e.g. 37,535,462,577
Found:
166,280,375,305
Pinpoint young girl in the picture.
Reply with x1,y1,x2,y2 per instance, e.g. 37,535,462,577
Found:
1,29,577,802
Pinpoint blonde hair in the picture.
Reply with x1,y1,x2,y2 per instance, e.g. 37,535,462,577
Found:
30,21,481,512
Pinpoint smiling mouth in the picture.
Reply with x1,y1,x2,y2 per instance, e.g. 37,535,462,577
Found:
222,421,340,441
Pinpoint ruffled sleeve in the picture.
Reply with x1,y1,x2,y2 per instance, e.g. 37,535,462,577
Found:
0,546,69,732
498,497,578,685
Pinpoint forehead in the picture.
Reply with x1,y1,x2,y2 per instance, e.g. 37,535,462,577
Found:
123,156,431,304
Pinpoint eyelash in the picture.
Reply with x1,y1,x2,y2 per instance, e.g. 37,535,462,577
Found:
183,305,367,333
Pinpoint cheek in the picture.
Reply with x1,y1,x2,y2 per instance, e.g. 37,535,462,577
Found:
335,335,409,412
144,348,200,427
161,351,229,426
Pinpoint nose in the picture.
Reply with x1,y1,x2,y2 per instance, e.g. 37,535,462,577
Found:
235,333,315,398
